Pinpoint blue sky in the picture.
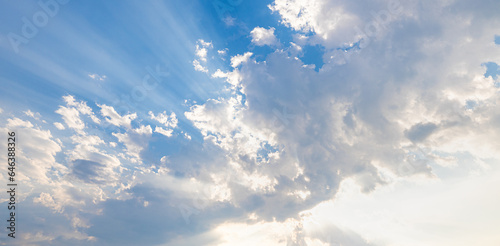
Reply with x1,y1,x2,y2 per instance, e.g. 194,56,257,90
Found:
1,0,500,245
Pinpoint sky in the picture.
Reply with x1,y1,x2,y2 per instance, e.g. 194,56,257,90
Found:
0,0,500,245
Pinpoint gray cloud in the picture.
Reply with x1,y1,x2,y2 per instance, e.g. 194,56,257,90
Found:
405,122,438,143
71,159,108,184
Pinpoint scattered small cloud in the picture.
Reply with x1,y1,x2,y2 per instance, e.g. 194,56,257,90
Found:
149,111,177,128
97,103,137,128
193,39,213,73
88,73,107,81
223,16,236,26
195,40,212,61
149,111,177,137
154,126,173,137
24,109,41,120
250,27,278,46
193,59,208,73
53,122,65,130
218,48,228,56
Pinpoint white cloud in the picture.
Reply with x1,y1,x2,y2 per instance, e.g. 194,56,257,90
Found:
211,219,302,246
7,117,34,128
195,40,212,62
3,118,65,184
56,106,85,133
185,96,293,200
149,111,177,127
154,126,173,137
212,69,227,79
268,0,403,47
63,95,100,124
53,122,65,130
193,39,214,73
198,39,212,48
56,95,101,133
0,111,112,243
20,232,61,245
269,0,320,33
250,27,278,46
178,1,500,244
193,59,208,73
134,124,153,135
33,192,63,213
230,52,253,68
97,104,137,128
218,49,228,56
149,111,177,137
288,42,303,56
24,109,41,120
88,73,107,81
212,69,243,87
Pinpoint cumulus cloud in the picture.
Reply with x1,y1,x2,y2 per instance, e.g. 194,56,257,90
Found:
177,0,500,244
0,127,97,242
250,27,278,46
269,0,404,47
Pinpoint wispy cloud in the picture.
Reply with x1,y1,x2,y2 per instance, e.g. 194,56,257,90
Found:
88,73,107,81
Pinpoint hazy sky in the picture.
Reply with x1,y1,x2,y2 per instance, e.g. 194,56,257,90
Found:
1,0,500,245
